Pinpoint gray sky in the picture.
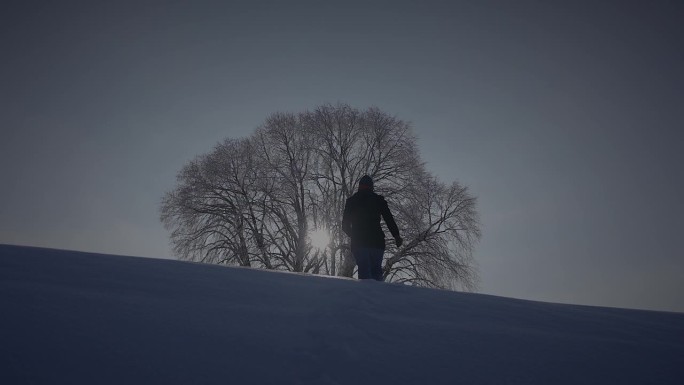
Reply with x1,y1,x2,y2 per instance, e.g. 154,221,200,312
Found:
2,0,682,312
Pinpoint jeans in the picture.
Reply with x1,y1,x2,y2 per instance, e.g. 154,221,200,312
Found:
353,247,384,281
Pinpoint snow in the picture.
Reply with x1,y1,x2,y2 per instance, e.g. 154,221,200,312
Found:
1,244,683,384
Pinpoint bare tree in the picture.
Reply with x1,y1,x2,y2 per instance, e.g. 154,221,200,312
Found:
252,112,318,272
161,138,259,266
304,104,423,277
386,172,480,290
161,103,481,290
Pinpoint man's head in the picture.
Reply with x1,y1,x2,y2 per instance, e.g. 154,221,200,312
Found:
359,175,373,191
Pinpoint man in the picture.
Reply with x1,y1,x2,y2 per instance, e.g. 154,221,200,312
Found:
342,175,402,281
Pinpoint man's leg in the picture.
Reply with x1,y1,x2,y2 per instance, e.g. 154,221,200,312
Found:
369,248,384,281
353,248,372,279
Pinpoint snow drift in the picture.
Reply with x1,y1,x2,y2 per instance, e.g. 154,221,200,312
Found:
1,244,683,384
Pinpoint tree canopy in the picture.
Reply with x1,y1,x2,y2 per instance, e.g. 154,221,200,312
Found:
161,104,480,290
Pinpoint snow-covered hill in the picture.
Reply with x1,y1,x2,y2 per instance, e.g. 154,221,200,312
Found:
1,244,683,384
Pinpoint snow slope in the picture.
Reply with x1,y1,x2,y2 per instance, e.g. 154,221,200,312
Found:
1,244,683,384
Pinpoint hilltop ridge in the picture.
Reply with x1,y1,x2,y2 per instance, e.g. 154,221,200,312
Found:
1,244,683,384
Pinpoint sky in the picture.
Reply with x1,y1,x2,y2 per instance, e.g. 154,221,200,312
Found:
1,0,683,312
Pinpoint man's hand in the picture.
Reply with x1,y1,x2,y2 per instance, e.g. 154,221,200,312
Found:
395,237,403,248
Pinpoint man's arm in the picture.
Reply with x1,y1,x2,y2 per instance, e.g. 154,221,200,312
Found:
342,199,353,237
380,198,401,244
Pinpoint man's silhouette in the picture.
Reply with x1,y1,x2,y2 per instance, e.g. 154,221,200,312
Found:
342,175,402,281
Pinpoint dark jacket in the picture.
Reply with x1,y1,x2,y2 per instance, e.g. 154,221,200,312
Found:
342,190,400,250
